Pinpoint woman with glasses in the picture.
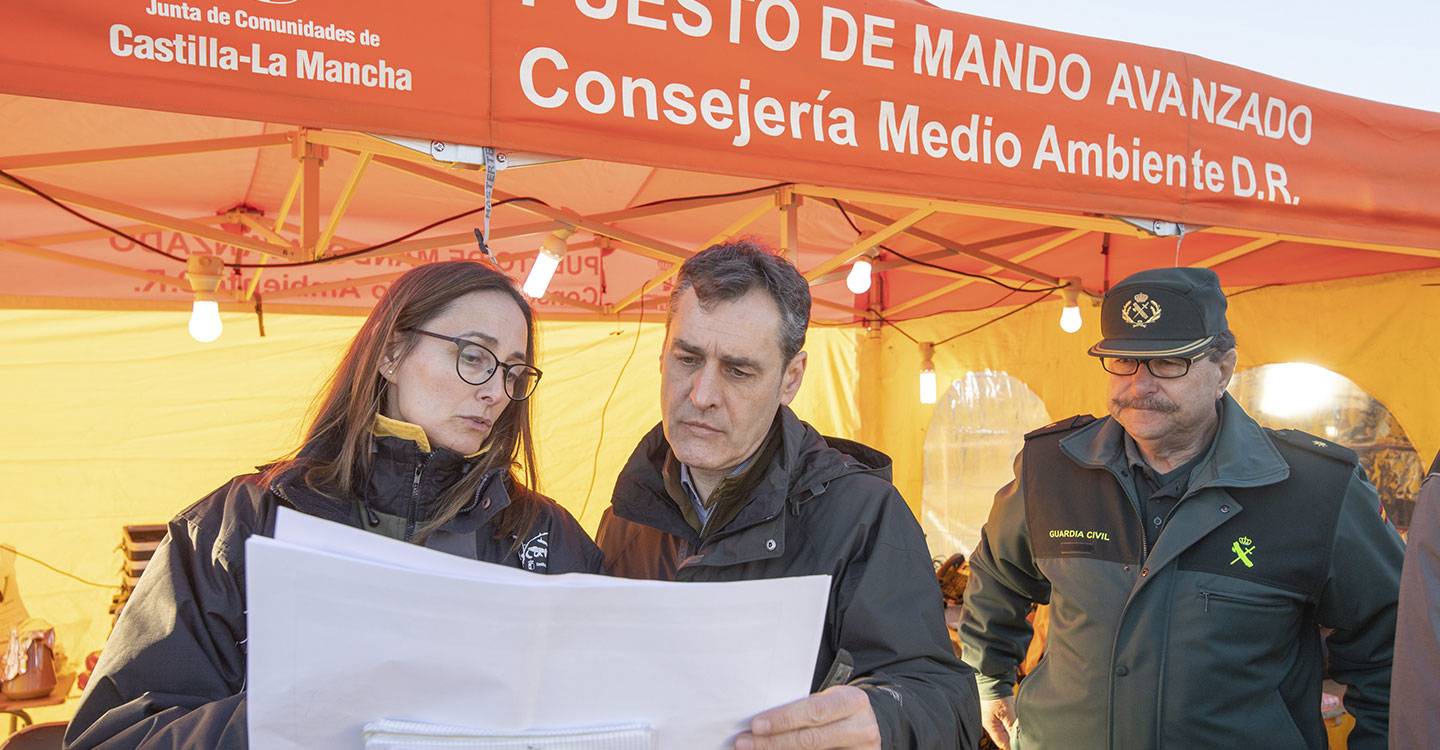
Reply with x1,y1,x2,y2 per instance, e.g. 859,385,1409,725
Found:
65,261,601,750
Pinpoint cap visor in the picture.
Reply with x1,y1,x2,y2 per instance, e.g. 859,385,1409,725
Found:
1087,335,1214,358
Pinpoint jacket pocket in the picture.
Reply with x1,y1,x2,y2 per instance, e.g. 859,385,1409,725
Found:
1197,590,1291,612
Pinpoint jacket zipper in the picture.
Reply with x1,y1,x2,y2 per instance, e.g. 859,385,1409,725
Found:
1100,463,1148,749
406,454,432,541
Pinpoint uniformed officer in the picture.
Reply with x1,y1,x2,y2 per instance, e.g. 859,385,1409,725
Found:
959,267,1403,749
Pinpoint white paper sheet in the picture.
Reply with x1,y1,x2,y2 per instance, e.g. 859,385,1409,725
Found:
248,509,830,749
362,718,655,750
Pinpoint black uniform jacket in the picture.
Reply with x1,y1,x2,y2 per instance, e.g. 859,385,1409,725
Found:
961,396,1403,750
597,407,981,750
64,434,601,750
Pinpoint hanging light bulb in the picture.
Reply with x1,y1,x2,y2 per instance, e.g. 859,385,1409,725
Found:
185,255,225,343
188,300,223,343
919,342,937,405
1059,277,1083,334
845,256,873,295
522,227,573,299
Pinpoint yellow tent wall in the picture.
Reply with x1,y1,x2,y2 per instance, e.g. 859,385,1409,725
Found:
866,268,1440,507
0,310,860,724
4,266,1436,726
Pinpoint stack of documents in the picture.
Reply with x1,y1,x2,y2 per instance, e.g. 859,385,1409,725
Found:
246,508,830,749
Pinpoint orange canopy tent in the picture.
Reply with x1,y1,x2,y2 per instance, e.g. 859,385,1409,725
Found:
2,0,1438,318
1,0,1438,724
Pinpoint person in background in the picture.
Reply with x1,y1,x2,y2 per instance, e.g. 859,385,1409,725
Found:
65,261,601,750
960,267,1403,749
597,241,980,749
1391,450,1440,748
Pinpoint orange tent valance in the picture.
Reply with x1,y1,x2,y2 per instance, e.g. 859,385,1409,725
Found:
3,0,1438,252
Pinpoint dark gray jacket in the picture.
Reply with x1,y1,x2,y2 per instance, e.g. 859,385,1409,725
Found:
597,407,981,750
961,395,1403,749
1391,451,1440,749
64,435,601,750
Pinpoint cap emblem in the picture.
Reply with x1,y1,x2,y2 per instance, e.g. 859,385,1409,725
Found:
1121,292,1163,328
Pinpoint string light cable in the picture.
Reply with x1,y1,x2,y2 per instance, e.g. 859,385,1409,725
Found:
579,296,647,523
3,545,120,590
830,199,1067,294
934,291,1058,347
4,167,793,271
1,168,557,268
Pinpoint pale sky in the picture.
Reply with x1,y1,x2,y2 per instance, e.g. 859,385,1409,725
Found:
927,0,1440,113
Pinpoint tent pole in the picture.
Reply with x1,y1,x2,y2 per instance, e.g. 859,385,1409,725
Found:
807,225,1065,286
795,184,1144,237
241,166,305,300
1192,238,1278,269
777,187,799,260
10,216,230,247
609,198,777,314
0,132,293,170
0,238,179,287
882,229,1090,317
803,207,933,282
293,131,327,258
0,173,290,257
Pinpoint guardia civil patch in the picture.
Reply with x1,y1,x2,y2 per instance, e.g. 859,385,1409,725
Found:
1121,292,1163,328
1229,535,1256,568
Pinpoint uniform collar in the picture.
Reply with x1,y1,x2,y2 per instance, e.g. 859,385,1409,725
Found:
1062,393,1290,490
372,412,488,459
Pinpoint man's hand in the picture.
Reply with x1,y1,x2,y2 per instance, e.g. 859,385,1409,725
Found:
733,685,880,750
981,696,1018,750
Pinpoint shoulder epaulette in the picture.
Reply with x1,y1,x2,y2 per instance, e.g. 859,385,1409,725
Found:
1269,428,1359,465
1025,414,1097,440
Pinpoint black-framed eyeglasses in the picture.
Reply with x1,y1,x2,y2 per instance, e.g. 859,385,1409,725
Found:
1099,349,1214,379
409,329,542,401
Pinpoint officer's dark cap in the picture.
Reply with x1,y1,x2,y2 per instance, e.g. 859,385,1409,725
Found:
1088,267,1228,359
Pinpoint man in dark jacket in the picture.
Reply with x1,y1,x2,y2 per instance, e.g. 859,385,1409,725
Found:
597,241,980,750
960,267,1404,749
1392,450,1440,748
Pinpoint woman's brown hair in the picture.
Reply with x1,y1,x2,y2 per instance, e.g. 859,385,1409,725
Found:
268,260,541,545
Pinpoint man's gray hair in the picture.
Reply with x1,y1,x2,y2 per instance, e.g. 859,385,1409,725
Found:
1211,329,1237,357
668,239,811,363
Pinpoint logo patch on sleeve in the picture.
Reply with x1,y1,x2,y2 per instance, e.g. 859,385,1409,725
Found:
518,532,549,571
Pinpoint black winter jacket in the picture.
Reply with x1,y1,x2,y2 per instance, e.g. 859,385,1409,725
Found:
597,407,981,750
64,434,601,750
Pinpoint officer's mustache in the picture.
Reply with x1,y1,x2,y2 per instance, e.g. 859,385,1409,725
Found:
1111,396,1180,412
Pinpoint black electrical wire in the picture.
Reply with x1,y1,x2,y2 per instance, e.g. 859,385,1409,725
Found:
810,284,1032,329
226,196,549,268
866,308,921,345
579,296,646,522
1,168,189,262
628,183,789,211
830,199,1068,294
880,245,1068,293
3,545,120,590
934,291,1057,347
2,166,553,269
